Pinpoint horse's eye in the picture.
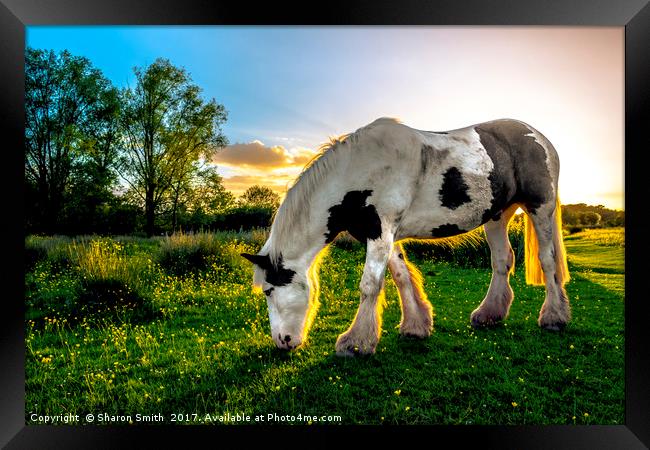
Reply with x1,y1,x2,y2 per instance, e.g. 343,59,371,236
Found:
264,288,274,297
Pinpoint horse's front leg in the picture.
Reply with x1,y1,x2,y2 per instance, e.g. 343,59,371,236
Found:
336,237,393,356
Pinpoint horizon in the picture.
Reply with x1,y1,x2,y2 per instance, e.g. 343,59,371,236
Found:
27,26,624,210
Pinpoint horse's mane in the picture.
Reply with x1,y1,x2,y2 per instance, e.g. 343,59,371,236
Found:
263,117,401,267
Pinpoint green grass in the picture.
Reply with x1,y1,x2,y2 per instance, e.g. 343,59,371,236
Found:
564,228,624,274
25,228,624,425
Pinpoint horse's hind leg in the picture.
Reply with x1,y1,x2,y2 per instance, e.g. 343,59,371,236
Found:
387,243,433,338
471,204,519,327
336,237,393,356
528,203,571,330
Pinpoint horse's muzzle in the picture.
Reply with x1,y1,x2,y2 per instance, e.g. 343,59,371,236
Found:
274,333,300,350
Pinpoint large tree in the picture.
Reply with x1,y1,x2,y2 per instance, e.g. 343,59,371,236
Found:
25,48,119,233
119,58,228,236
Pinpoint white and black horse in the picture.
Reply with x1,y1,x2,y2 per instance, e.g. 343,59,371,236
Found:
242,118,570,356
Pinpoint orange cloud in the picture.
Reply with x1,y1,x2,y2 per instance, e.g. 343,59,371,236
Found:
222,174,294,197
212,140,316,170
211,140,319,198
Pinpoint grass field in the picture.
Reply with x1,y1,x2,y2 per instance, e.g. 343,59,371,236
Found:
24,227,624,425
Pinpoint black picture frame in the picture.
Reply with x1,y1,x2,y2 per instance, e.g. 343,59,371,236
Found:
1,1,648,448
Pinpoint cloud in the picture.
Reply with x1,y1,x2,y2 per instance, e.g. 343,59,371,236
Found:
211,140,320,198
212,140,316,170
220,174,296,198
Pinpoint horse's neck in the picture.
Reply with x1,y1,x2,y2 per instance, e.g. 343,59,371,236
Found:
271,223,328,272
273,189,340,271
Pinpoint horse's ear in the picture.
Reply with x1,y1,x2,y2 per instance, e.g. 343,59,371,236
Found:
241,253,257,264
241,253,265,266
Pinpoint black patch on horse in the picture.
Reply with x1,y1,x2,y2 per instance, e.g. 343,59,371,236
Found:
240,253,295,287
439,167,471,210
325,190,382,243
432,223,464,237
475,120,554,219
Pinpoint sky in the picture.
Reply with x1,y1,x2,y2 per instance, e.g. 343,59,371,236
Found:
27,26,624,209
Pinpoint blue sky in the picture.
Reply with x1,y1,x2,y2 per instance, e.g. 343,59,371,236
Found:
27,26,624,208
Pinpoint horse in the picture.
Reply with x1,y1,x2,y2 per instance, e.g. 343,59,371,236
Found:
241,117,571,356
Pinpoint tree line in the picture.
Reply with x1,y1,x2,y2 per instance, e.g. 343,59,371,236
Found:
25,48,279,236
561,203,624,229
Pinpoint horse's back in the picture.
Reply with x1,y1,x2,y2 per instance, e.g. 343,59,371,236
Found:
319,117,560,242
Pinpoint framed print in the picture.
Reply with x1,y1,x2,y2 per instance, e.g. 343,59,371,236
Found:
1,0,648,448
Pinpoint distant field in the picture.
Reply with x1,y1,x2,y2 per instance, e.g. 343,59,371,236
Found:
564,228,624,274
25,227,624,425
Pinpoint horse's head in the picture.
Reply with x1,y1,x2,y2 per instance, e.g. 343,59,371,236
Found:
241,252,316,350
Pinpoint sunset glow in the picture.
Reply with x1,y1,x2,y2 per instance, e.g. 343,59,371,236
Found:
28,26,624,209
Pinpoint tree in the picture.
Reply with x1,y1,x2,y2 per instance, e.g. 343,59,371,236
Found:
119,58,228,236
577,211,601,227
190,165,235,214
64,86,122,232
161,165,236,231
239,185,281,210
25,48,119,233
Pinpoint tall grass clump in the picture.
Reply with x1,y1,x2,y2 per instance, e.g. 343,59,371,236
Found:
404,215,526,268
68,239,159,321
331,231,364,251
157,231,257,277
325,217,527,269
25,235,73,272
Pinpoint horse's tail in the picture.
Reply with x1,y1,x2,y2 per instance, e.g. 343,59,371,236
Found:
524,196,570,286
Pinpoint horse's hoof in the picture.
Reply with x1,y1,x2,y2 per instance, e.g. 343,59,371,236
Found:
336,344,377,357
540,321,566,331
335,335,377,357
470,311,503,328
399,322,432,339
399,332,428,339
335,346,360,357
